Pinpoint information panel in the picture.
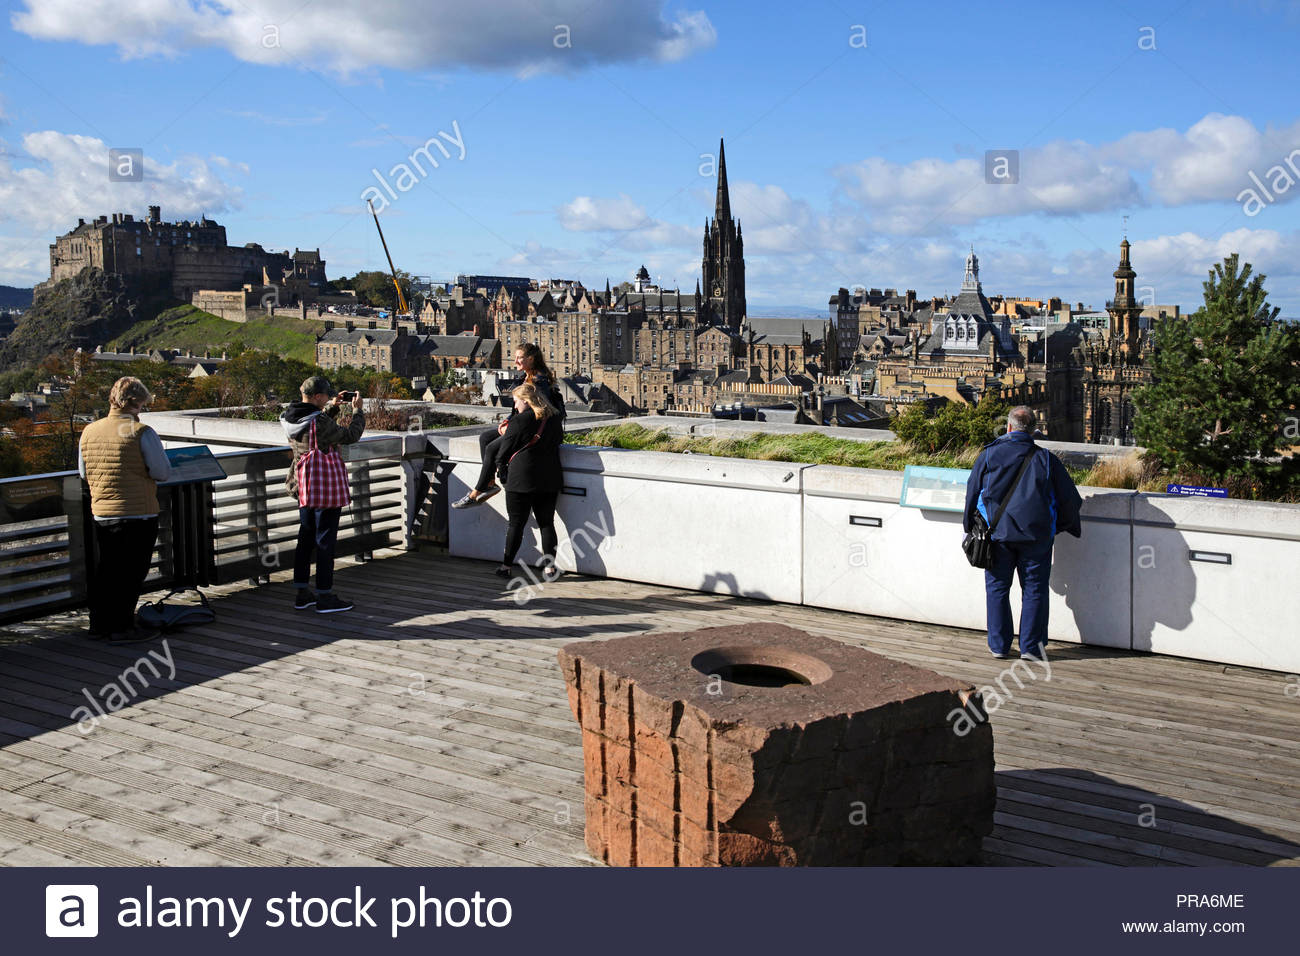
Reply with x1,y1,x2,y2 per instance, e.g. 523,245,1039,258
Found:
899,464,971,513
160,445,227,486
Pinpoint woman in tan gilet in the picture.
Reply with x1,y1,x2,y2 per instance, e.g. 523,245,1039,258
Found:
78,376,171,643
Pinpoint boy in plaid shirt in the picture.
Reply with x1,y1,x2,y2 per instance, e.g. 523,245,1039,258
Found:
281,376,366,613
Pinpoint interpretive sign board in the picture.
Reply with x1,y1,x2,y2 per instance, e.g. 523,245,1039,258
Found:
160,445,226,486
899,465,970,513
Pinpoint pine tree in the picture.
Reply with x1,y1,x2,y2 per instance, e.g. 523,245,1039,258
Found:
1133,254,1300,488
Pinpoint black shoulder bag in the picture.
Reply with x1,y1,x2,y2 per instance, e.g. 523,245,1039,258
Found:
962,448,1036,569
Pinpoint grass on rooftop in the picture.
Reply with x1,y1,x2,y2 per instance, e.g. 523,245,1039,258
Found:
565,423,1299,499
565,423,986,471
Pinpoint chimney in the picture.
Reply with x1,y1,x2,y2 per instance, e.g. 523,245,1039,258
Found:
78,218,86,227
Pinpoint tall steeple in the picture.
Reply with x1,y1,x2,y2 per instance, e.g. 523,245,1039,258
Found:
702,137,745,329
715,138,731,224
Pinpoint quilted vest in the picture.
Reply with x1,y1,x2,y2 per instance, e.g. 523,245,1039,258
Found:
79,408,160,517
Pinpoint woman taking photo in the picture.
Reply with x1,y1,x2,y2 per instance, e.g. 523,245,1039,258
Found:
454,342,561,509
492,381,563,577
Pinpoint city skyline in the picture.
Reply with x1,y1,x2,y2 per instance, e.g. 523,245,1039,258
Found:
2,1,1300,313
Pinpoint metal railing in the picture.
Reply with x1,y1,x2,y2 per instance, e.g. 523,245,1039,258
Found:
0,439,416,626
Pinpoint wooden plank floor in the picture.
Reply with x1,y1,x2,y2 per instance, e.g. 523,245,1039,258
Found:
1,549,1297,867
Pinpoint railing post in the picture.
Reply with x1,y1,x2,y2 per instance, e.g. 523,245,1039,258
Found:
246,457,270,585
64,474,91,607
350,457,374,562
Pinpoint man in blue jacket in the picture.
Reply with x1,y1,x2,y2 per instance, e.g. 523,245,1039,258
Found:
963,406,1082,660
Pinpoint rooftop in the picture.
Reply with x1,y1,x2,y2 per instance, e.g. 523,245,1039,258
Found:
2,549,1296,867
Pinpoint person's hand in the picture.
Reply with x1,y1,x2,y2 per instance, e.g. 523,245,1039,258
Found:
497,420,508,435
351,392,364,412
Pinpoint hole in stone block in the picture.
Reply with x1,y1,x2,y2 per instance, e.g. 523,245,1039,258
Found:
691,646,833,688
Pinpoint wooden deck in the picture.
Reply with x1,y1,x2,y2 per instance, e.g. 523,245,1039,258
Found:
1,549,1297,867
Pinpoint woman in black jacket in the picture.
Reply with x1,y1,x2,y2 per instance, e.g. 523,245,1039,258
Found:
454,342,562,509
493,382,564,577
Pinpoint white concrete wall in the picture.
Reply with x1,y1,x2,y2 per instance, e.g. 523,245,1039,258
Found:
801,466,1134,649
447,440,1300,673
446,437,809,603
1131,495,1299,672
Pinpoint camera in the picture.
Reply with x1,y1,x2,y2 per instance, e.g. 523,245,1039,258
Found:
337,390,357,401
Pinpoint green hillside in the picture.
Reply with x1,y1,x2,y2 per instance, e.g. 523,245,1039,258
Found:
111,305,319,363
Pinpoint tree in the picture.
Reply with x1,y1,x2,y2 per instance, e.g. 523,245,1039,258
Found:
337,270,413,312
1133,254,1300,488
892,393,1009,453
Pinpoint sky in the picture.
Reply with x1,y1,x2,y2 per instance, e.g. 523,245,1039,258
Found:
2,0,1300,315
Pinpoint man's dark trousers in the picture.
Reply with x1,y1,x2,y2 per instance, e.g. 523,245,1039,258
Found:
294,507,341,593
985,538,1053,658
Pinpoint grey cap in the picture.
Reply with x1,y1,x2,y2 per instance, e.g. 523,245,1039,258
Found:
300,375,335,397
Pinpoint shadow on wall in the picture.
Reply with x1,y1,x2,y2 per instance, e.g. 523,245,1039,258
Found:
1048,498,1196,651
555,474,615,579
990,768,1300,866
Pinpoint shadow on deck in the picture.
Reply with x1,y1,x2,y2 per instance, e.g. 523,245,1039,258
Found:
1,550,1297,867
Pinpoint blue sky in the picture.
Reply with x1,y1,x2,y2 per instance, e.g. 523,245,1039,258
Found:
2,0,1300,314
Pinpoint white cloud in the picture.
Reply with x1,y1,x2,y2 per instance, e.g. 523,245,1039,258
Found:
834,113,1300,235
558,194,649,232
0,130,245,252
12,0,716,76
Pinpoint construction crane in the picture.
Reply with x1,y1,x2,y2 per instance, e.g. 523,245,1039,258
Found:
367,198,409,315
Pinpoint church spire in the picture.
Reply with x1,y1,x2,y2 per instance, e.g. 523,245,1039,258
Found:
715,138,731,224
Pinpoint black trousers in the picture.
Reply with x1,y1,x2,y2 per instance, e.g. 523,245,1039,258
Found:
503,490,559,565
476,428,507,492
293,507,342,593
88,517,159,634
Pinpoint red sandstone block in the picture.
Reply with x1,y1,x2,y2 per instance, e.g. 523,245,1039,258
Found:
672,704,710,750
787,716,849,763
635,822,677,867
605,738,634,786
606,775,636,818
579,664,604,725
718,829,793,866
678,776,711,825
566,681,580,721
634,770,678,813
679,816,718,866
581,730,606,797
605,805,635,867
631,683,677,736
633,723,675,770
636,789,678,839
583,795,608,862
675,737,709,783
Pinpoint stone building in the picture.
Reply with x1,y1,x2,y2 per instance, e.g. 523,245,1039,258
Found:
316,324,498,378
42,207,322,303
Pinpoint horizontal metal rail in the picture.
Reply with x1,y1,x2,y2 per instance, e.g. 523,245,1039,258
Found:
0,437,416,626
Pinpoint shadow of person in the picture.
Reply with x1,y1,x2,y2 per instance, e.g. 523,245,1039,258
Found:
1126,499,1197,653
552,446,616,579
699,570,772,602
989,768,1300,865
1048,493,1197,652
